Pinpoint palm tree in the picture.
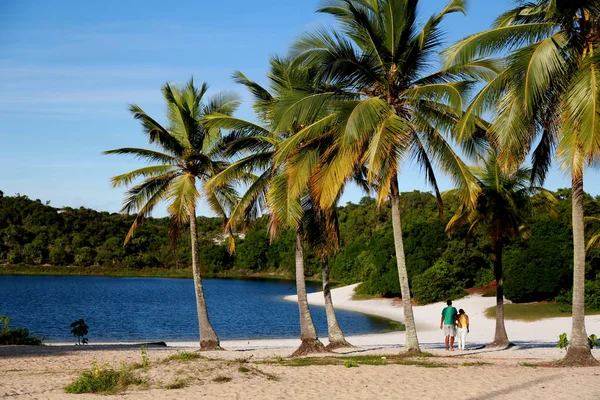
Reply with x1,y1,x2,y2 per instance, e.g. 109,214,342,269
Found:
105,78,239,350
304,201,356,349
445,152,556,347
289,0,488,352
444,1,600,364
205,58,352,355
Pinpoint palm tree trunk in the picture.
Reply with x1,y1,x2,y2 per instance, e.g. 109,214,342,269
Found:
321,257,352,349
489,235,510,347
292,226,327,356
563,171,597,364
390,176,420,353
189,205,221,350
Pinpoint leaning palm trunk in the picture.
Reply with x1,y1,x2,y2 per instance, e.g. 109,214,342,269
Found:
390,178,420,352
292,227,328,356
321,259,353,349
489,234,510,347
562,172,596,364
189,205,221,350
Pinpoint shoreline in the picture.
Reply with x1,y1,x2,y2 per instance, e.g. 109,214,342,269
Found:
36,282,600,350
0,266,330,283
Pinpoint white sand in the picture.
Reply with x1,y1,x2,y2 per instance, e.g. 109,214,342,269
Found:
283,284,600,348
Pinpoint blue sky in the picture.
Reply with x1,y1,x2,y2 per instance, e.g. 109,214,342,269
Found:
1,0,598,217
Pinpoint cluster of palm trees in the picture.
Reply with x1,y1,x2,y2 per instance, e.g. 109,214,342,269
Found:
106,0,599,364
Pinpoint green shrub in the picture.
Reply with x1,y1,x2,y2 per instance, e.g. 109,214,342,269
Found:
557,333,568,350
589,334,598,349
0,316,43,345
555,274,600,311
64,361,143,394
344,360,358,368
411,260,467,304
504,218,573,302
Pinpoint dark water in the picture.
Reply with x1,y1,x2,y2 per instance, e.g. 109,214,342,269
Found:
0,276,394,342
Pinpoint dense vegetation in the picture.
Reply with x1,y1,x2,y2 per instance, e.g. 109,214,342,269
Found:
2,189,600,308
0,316,43,345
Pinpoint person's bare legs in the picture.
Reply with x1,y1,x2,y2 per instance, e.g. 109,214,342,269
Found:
445,335,449,350
450,336,455,351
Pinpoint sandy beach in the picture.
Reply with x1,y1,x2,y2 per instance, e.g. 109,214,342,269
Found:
2,285,600,399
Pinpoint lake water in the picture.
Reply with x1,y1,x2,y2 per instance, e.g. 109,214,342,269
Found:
0,276,394,342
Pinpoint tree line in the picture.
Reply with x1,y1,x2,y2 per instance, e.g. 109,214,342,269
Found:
2,189,600,309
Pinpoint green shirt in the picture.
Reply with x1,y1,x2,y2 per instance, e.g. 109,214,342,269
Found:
442,306,457,325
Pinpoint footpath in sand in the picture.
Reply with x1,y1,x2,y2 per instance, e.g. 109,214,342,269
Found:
1,284,600,399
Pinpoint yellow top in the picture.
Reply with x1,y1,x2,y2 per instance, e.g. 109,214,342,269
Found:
458,314,468,328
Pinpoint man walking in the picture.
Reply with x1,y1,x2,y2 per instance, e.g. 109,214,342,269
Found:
440,299,457,351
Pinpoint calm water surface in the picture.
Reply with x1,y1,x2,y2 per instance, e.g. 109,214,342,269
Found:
0,276,394,342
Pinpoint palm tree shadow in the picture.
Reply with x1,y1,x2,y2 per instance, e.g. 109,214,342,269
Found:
467,374,560,400
437,341,558,357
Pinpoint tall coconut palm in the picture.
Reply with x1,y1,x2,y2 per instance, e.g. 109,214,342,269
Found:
444,0,600,364
445,152,556,347
303,196,359,349
205,58,353,355
289,0,490,352
105,78,239,350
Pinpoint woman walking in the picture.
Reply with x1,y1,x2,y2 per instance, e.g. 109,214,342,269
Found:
456,309,469,351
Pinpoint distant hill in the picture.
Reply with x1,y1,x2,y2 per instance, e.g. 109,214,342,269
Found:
1,189,599,307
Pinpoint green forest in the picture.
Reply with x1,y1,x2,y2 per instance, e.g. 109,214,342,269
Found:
2,189,599,309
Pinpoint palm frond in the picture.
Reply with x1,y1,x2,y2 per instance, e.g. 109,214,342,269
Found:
443,23,558,67
103,148,179,165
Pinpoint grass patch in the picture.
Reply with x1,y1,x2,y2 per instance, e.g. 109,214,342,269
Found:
165,380,187,389
165,351,203,362
393,360,448,368
212,376,232,383
64,361,144,394
481,289,496,297
377,319,406,333
461,361,491,367
251,367,279,381
484,303,600,322
521,362,538,368
265,353,442,368
238,366,250,373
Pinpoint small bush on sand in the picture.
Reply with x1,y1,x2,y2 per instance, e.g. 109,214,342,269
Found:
64,361,143,394
344,360,358,368
165,351,202,362
557,333,568,350
0,316,43,345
